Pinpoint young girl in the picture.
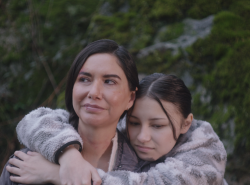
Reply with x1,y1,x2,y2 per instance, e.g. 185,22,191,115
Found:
3,73,227,185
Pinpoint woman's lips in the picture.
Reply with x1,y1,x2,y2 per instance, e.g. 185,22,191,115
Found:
83,103,105,113
135,145,154,153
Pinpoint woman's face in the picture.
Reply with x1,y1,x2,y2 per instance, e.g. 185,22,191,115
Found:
128,96,191,161
73,53,135,128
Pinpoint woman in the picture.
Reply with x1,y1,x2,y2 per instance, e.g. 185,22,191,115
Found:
2,44,227,184
0,39,139,185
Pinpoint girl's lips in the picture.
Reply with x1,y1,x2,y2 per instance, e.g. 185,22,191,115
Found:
135,145,154,153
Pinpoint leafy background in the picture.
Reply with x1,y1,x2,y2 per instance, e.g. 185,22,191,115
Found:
1,0,250,184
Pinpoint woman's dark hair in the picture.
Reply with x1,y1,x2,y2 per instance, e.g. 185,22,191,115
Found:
128,73,192,140
65,39,139,130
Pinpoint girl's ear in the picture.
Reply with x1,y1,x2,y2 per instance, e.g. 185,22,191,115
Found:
180,113,193,134
126,91,136,110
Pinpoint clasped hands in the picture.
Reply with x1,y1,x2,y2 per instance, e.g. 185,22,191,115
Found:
6,147,102,185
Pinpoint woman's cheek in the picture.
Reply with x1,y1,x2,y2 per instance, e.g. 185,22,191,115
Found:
109,89,129,108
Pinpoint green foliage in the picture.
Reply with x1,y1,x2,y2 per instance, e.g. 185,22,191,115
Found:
136,49,185,75
186,1,250,178
157,23,184,42
0,0,99,171
1,0,250,181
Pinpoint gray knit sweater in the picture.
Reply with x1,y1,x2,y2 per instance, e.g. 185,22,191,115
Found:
16,107,228,185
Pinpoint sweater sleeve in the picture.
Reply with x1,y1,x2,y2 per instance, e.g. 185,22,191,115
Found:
16,107,83,163
16,109,227,185
97,120,228,185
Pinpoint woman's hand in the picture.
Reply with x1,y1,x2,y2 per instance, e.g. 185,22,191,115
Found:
6,151,61,185
59,146,102,185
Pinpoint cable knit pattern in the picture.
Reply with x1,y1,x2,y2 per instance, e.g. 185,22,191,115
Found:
16,108,227,185
16,107,83,163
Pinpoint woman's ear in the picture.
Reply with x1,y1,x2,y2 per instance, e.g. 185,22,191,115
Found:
180,113,193,134
126,91,136,110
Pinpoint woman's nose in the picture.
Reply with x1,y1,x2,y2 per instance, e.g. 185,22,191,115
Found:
137,126,151,143
87,80,102,100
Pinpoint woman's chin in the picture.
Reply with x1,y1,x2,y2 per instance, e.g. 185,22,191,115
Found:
79,115,109,128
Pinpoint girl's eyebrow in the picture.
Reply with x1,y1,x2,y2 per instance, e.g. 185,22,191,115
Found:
130,116,166,120
130,115,139,119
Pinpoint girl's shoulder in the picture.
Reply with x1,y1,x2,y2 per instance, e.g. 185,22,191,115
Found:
168,119,227,168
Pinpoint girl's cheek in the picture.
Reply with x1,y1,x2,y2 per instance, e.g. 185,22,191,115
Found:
128,126,139,142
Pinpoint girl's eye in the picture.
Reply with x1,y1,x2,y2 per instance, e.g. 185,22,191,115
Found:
104,79,116,84
129,121,140,126
152,125,164,129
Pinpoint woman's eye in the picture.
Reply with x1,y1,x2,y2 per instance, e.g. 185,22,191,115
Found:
79,77,90,82
105,79,115,84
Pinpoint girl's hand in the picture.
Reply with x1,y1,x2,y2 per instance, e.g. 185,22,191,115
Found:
59,146,102,185
6,151,60,185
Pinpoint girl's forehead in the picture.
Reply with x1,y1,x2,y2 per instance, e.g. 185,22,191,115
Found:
132,97,182,119
132,97,167,117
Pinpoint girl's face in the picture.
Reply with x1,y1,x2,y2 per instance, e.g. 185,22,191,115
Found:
72,53,135,128
128,96,192,161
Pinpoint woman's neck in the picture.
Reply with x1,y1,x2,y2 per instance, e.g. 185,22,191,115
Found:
78,120,117,171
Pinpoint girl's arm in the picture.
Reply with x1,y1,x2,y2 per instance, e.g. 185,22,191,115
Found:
16,108,227,184
16,107,83,163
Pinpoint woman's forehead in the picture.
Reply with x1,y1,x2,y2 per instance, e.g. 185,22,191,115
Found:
80,53,125,76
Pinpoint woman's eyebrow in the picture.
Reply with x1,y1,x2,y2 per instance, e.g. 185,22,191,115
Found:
79,71,92,77
103,74,121,80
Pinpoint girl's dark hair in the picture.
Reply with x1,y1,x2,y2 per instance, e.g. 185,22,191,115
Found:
128,73,192,140
65,39,139,130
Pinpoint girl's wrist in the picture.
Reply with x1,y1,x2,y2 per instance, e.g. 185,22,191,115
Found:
58,145,81,165
46,164,61,185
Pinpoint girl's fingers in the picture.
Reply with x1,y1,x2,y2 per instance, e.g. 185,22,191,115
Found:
27,151,37,156
91,170,102,185
14,151,28,161
6,165,22,176
8,158,23,168
9,175,24,183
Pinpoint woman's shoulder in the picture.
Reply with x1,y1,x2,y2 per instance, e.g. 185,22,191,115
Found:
0,148,54,185
0,148,31,185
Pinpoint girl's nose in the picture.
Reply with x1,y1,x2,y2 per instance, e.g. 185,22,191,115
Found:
137,126,151,143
